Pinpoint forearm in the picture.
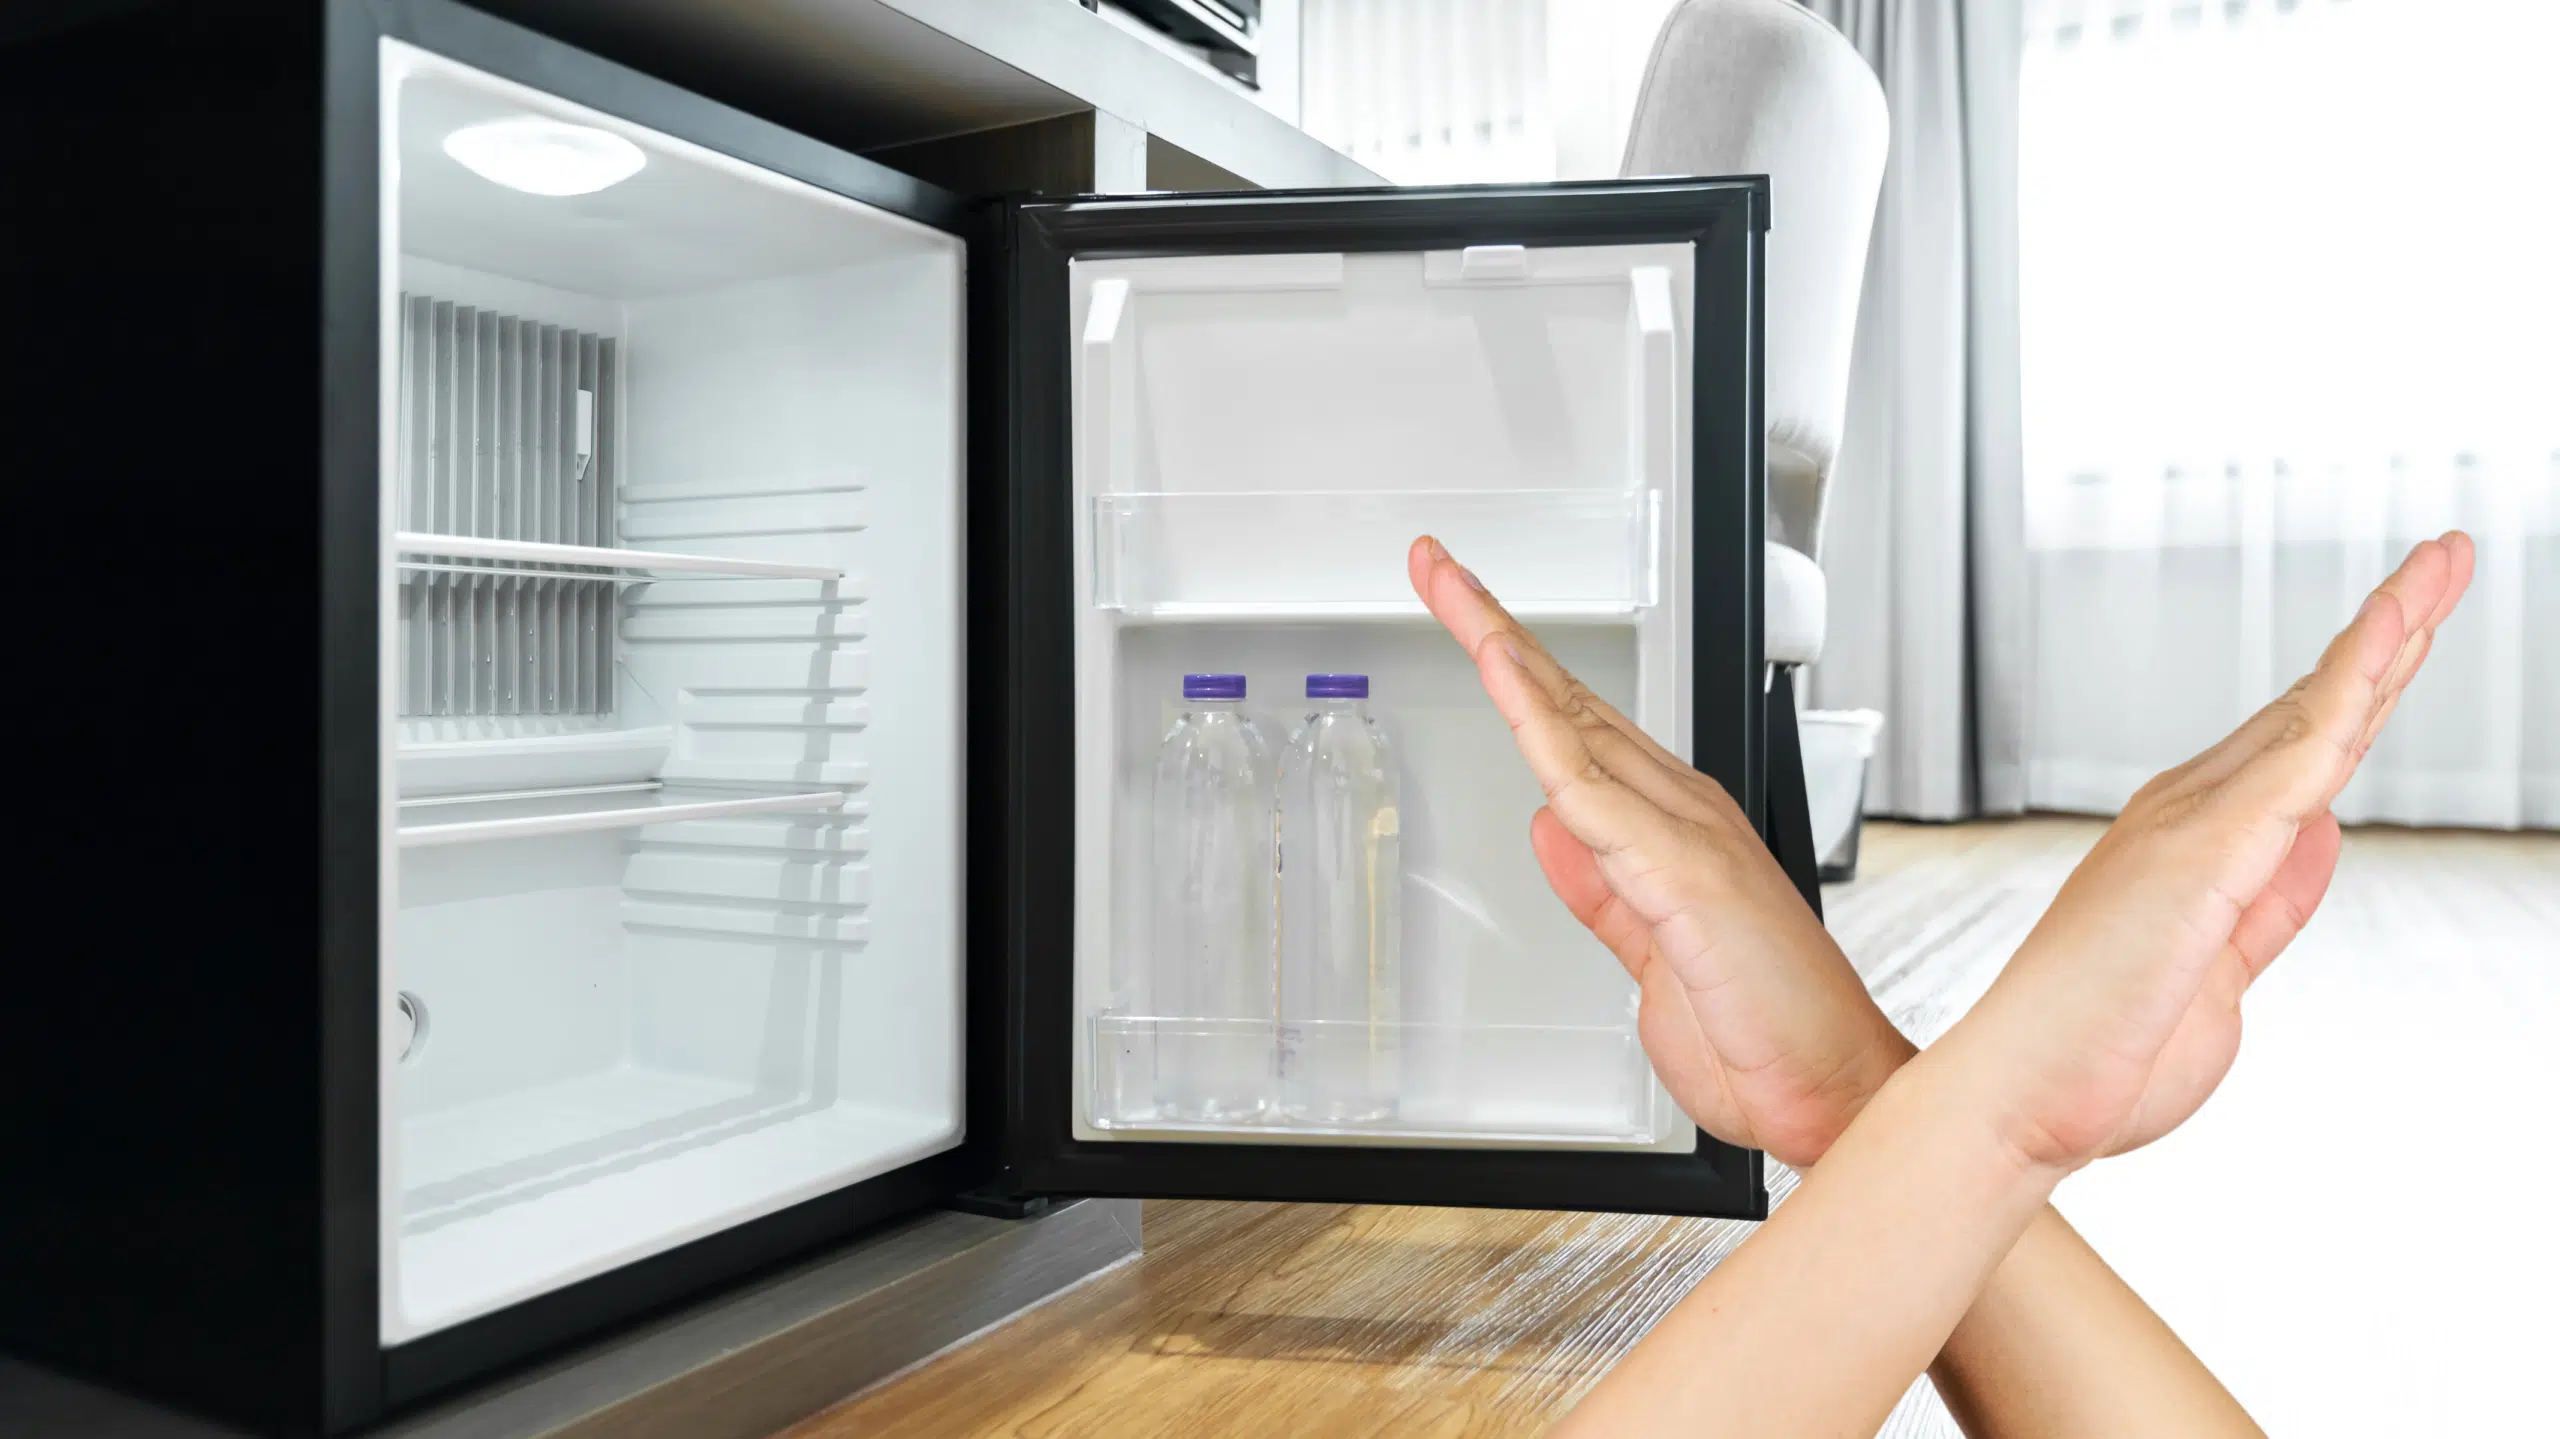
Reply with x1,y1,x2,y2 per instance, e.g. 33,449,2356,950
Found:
1557,1049,2061,1438
1843,1029,2255,1435
1932,1205,2263,1437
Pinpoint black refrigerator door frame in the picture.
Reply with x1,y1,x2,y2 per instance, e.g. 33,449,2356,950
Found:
334,0,995,1419
982,181,1773,1218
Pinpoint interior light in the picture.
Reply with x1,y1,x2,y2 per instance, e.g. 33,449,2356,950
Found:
442,117,646,197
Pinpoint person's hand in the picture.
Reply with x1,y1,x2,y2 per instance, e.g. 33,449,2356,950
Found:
1942,533,2474,1172
1408,535,1910,1167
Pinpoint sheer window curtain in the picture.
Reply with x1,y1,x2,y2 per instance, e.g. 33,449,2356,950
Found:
1299,0,1682,182
2018,0,2560,829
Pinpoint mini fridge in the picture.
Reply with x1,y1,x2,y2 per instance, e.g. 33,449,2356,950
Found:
3,2,1781,1433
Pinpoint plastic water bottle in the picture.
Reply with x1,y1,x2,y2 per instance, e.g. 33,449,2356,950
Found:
1152,673,1277,1123
1276,673,1401,1124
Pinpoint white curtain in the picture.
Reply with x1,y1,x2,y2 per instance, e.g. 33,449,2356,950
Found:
2018,0,2560,828
1800,0,2030,822
1298,0,1681,182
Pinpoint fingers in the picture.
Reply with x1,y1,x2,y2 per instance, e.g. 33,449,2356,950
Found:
2160,532,2473,804
1410,536,1722,798
1473,629,1675,859
2349,530,2468,760
2430,530,2476,628
2353,531,2469,719
1585,723,1735,829
1530,807,1654,979
2377,529,2472,637
1408,532,1510,660
2214,534,2467,823
2225,810,2342,980
2353,630,2423,762
1409,533,1570,693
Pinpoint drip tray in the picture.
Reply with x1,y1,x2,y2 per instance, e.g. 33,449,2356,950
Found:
1088,1015,1660,1145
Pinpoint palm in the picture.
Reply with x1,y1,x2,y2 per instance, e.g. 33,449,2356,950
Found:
2119,813,2344,1153
1971,535,2471,1169
1527,806,1904,1166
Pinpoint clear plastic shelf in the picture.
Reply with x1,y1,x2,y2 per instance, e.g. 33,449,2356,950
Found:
1091,489,1660,620
1088,1014,1659,1144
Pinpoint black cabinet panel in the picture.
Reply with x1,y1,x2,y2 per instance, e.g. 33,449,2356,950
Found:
2,3,355,1431
3,2,984,1432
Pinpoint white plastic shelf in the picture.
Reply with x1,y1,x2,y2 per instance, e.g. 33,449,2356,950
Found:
396,532,843,583
398,781,848,848
1088,1014,1659,1144
1090,489,1659,620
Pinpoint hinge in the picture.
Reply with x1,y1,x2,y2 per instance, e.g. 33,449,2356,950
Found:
943,1183,1057,1220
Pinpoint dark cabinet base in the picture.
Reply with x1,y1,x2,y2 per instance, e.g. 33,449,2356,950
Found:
0,1201,1140,1439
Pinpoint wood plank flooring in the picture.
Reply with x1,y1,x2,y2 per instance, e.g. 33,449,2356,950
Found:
786,819,2559,1438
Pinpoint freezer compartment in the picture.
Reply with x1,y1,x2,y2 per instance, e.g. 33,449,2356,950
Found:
384,38,958,807
1089,1017,1660,1144
381,42,964,1341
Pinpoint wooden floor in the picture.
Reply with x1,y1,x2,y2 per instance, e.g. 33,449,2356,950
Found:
785,819,2559,1438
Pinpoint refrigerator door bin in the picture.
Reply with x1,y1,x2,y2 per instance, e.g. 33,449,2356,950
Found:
1089,1016,1660,1144
1085,619,1691,1152
1091,487,1663,618
379,41,965,1343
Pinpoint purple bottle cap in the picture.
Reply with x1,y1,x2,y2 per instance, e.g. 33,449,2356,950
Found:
1306,673,1369,699
1182,673,1246,701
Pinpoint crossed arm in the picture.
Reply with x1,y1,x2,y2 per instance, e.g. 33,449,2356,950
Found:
1406,531,2474,1437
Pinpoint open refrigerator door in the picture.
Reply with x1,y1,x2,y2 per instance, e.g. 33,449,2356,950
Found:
1065,237,1701,1156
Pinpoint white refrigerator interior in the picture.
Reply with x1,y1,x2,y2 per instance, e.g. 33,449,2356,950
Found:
1073,242,1699,1152
377,43,965,1341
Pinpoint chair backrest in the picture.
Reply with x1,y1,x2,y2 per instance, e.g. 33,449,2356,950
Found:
1621,0,1885,560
